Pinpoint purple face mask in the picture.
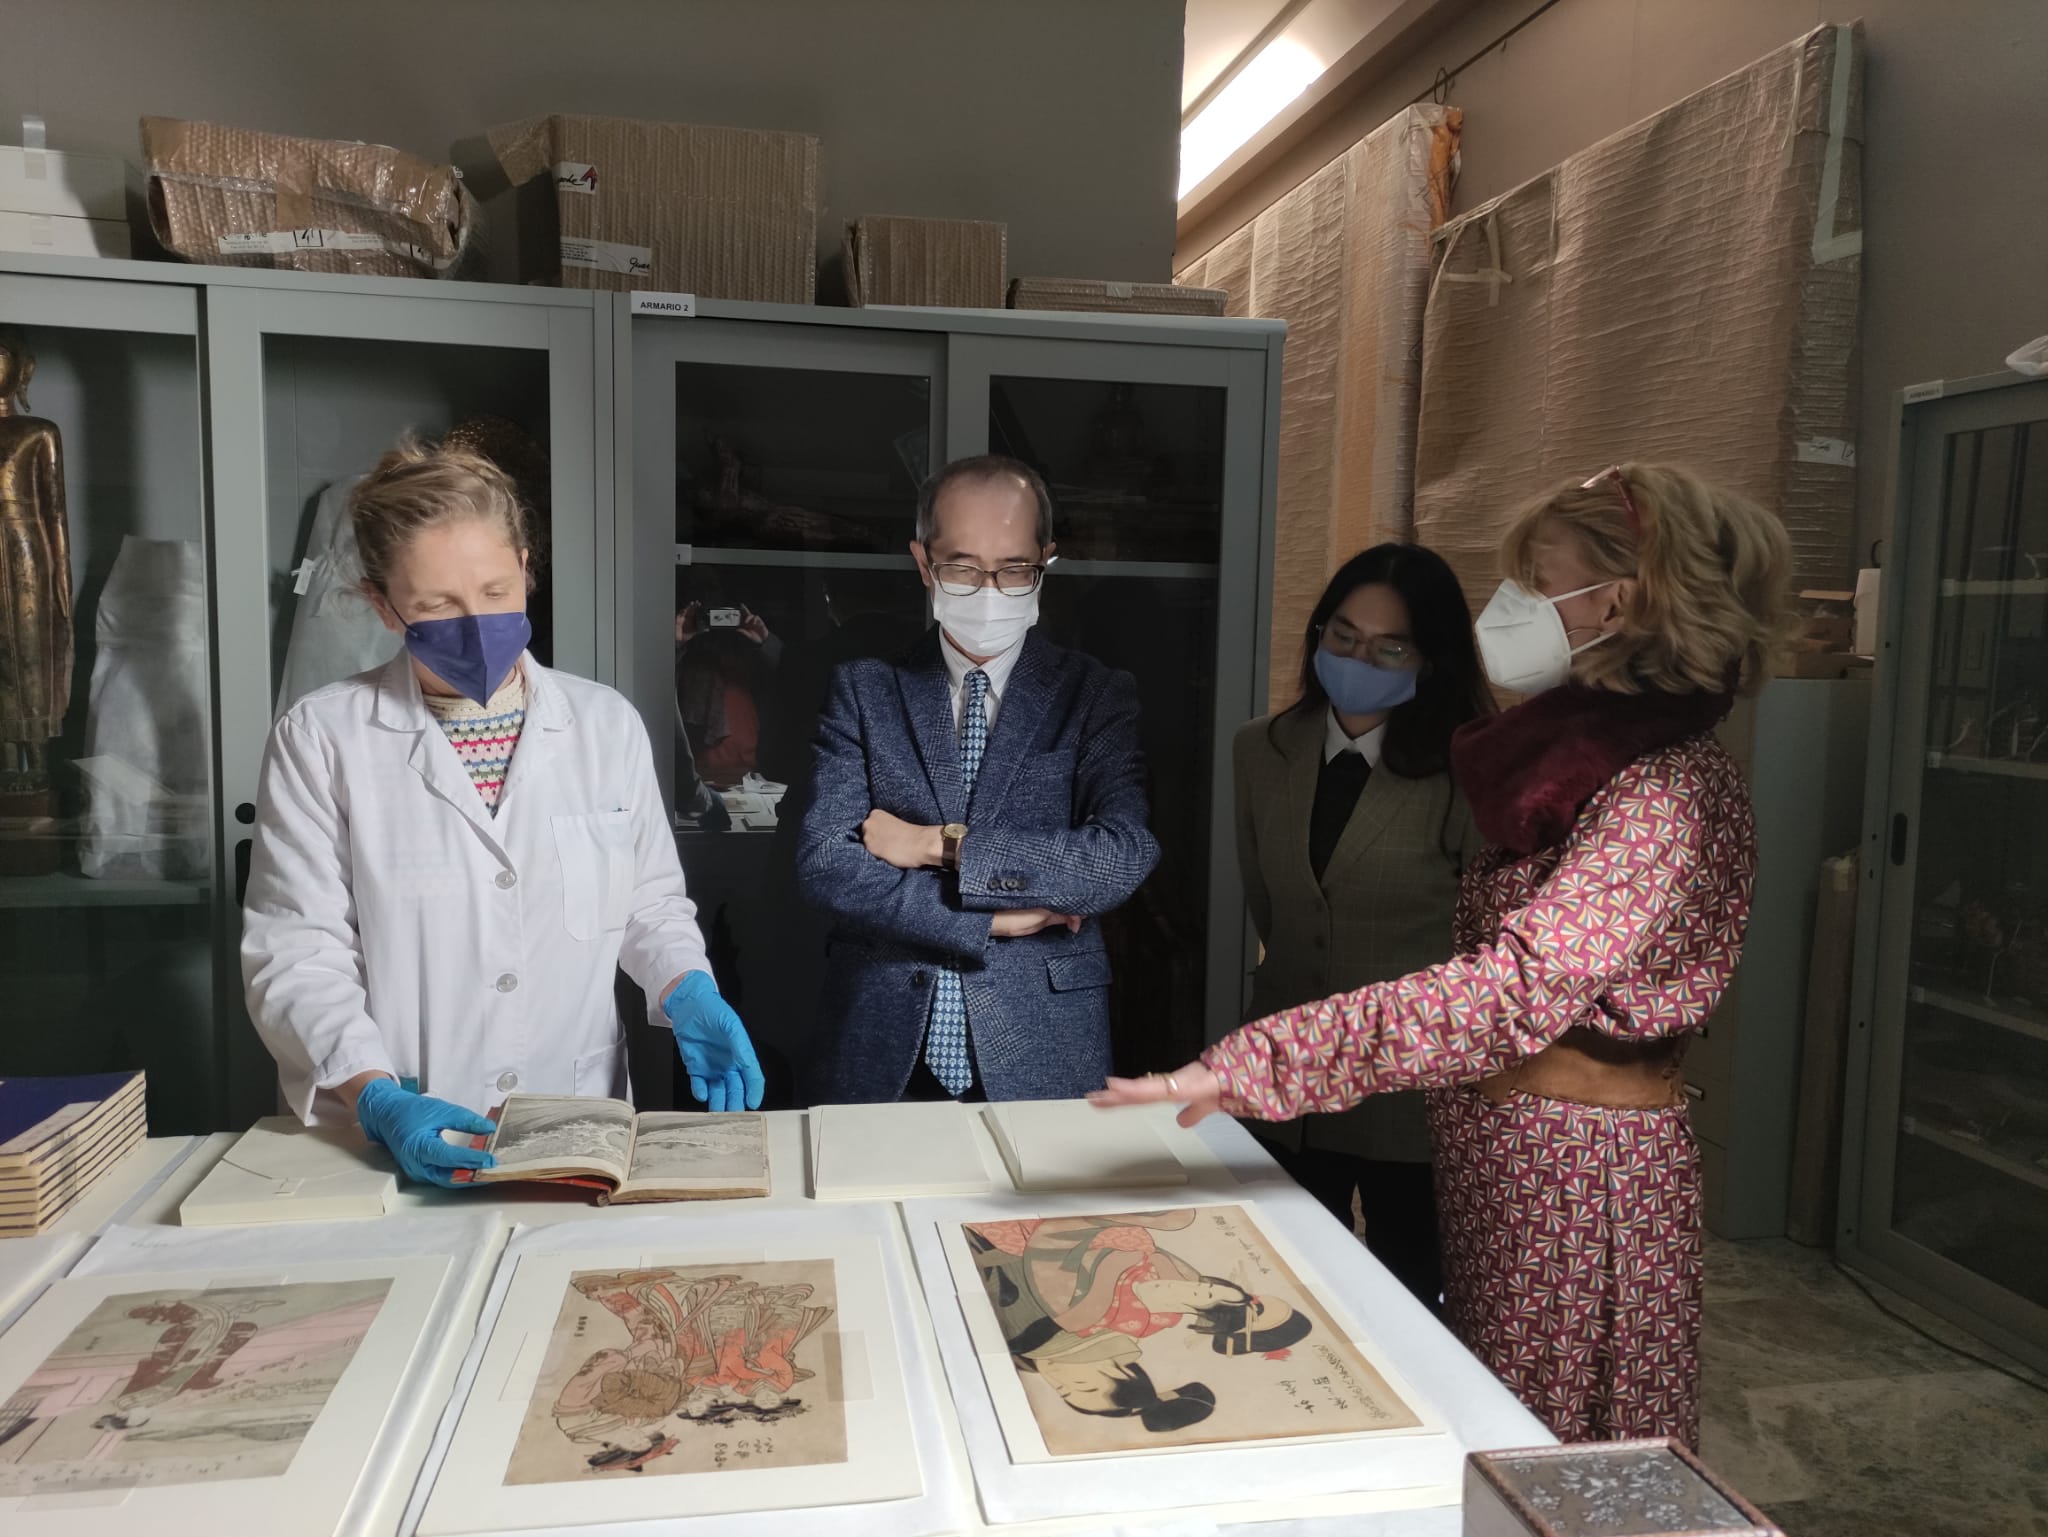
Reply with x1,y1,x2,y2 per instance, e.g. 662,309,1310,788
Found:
401,610,532,705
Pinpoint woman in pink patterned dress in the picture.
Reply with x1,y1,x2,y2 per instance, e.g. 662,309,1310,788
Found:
1095,464,1794,1447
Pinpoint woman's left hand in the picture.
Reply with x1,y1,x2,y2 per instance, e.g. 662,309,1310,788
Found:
1089,1062,1222,1128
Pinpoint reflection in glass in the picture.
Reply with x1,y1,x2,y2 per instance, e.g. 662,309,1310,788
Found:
990,377,1224,563
676,363,929,553
0,325,217,1131
1893,416,2048,1305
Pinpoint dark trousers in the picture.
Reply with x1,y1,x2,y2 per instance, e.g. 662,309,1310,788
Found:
1261,1139,1445,1315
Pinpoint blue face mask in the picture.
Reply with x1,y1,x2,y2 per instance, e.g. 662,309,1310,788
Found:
401,610,532,706
1314,647,1418,717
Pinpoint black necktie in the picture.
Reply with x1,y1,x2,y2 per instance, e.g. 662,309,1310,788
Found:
1309,751,1371,883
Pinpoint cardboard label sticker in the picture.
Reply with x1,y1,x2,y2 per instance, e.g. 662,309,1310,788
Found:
561,237,653,278
1902,380,1945,404
629,291,697,318
219,229,387,256
553,162,599,195
1795,437,1857,467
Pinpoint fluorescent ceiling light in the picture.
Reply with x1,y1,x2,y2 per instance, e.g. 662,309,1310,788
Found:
1178,36,1324,199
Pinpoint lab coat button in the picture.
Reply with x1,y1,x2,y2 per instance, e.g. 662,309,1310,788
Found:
496,870,517,889
496,1071,519,1092
496,972,519,993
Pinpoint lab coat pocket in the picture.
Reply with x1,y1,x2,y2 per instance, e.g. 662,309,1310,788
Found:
552,811,635,941
573,1040,628,1099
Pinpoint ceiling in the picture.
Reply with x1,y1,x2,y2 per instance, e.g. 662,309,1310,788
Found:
1182,0,1294,114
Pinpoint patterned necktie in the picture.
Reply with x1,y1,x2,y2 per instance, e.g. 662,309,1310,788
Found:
926,668,989,1095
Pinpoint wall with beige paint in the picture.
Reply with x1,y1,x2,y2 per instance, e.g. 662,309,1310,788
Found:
1179,0,2048,558
1,0,1185,295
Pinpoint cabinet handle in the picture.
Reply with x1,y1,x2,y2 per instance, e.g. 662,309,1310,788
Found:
234,837,251,906
1682,1082,1706,1101
1889,812,1909,866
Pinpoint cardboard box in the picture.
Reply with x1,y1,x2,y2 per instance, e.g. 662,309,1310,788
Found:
1177,104,1462,709
0,211,129,260
1414,25,1864,609
0,142,136,222
490,114,817,301
845,216,1005,308
1007,277,1228,316
1466,1441,1781,1537
141,117,477,279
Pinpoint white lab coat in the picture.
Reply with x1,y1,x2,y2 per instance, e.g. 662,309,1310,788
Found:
242,653,709,1125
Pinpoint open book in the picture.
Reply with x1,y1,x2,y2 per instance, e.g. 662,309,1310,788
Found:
464,1094,769,1202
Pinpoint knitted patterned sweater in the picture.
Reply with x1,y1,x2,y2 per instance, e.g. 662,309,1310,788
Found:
423,671,526,814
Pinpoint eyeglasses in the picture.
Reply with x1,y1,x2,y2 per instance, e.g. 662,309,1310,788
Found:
1316,621,1420,671
928,560,1046,597
1583,465,1643,535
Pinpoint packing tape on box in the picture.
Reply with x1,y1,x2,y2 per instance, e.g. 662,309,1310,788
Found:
1810,24,1863,264
20,115,46,180
1434,209,1515,306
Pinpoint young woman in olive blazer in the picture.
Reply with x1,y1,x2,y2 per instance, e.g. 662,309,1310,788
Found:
1233,543,1491,1307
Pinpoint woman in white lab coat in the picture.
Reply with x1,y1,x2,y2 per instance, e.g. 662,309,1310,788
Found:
242,439,762,1187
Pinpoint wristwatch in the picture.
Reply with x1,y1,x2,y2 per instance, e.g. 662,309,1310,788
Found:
941,823,970,872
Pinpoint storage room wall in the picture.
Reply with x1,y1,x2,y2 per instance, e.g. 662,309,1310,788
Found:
0,0,1184,290
1178,0,2048,564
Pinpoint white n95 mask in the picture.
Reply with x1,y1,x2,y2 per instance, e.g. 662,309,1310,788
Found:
1474,579,1616,694
931,583,1039,660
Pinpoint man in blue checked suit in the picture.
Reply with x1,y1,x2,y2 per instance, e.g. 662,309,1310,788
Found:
796,455,1160,1103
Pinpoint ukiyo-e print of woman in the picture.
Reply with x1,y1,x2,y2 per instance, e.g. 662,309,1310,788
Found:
961,1205,1425,1457
506,1262,846,1484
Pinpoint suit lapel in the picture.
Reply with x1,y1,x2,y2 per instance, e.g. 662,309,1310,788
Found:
967,632,1056,823
1320,760,1408,890
899,633,965,825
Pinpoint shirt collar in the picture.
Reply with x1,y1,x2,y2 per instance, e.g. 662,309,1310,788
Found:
941,628,1025,702
1324,709,1385,767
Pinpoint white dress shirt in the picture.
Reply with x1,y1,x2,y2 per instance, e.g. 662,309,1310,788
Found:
941,630,1026,739
1323,710,1387,767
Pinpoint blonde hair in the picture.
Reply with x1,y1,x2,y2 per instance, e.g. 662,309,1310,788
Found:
1501,463,1795,696
349,436,533,596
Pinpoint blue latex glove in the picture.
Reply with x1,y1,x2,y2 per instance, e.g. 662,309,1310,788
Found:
356,1077,498,1189
663,971,766,1112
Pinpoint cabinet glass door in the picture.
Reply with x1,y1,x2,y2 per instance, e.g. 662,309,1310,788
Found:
1858,376,2048,1364
950,333,1269,1070
0,274,221,1132
624,316,943,1106
208,283,599,1126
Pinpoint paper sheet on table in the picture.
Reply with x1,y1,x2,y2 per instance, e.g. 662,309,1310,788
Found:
984,1099,1189,1192
809,1101,992,1200
179,1116,398,1225
0,1230,86,1326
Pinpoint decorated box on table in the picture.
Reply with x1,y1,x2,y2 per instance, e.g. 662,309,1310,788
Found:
1008,276,1228,316
141,116,478,278
490,113,818,301
846,215,1006,308
1465,1440,1782,1537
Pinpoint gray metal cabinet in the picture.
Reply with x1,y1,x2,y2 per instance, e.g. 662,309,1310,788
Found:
608,297,1282,1105
1840,372,2048,1370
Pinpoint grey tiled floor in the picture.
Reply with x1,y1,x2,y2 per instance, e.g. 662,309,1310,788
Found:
1699,1234,2048,1536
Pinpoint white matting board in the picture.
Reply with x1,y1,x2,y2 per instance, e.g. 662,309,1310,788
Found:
983,1101,1189,1192
809,1102,994,1201
400,1203,969,1537
0,1230,87,1329
76,1213,509,1537
179,1117,397,1225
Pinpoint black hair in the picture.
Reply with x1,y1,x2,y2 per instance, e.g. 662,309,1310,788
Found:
1186,1279,1316,1357
1063,1361,1217,1433
917,454,1055,548
1277,542,1492,780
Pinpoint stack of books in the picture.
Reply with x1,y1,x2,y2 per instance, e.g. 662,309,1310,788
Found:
0,1071,147,1235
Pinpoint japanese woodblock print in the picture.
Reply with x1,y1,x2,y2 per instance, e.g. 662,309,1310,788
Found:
954,1204,1422,1457
0,1279,391,1494
504,1261,844,1483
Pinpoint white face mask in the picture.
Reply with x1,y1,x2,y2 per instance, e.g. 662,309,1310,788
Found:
1474,579,1616,694
930,581,1039,660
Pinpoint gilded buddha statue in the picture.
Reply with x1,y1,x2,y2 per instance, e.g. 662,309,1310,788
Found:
0,332,73,774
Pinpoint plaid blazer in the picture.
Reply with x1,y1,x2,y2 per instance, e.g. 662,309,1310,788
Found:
1233,706,1478,1160
798,629,1159,1102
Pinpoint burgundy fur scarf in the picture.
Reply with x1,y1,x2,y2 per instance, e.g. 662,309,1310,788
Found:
1450,685,1734,856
